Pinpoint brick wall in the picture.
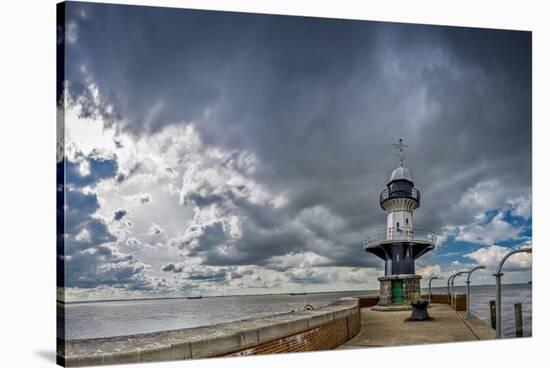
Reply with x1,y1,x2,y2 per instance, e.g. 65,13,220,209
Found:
454,294,466,311
226,315,359,357
358,296,379,308
426,294,449,304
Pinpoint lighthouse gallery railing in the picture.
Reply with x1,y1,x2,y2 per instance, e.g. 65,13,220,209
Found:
363,227,437,249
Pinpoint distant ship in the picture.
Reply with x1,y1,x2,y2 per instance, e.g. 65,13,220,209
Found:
290,292,307,296
187,295,202,299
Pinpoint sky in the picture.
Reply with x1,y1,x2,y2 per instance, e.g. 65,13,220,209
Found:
57,2,532,302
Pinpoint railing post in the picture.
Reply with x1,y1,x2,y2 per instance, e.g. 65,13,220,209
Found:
449,271,467,309
494,247,532,339
490,300,496,329
451,275,458,308
465,280,470,315
447,275,452,305
428,276,438,304
451,274,457,308
495,272,502,338
514,303,523,337
465,265,485,318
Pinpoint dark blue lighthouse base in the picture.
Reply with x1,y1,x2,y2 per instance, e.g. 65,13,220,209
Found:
378,274,421,307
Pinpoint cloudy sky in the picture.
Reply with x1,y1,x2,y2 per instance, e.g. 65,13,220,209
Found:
57,2,532,301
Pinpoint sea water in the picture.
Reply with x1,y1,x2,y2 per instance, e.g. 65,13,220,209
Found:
59,284,531,340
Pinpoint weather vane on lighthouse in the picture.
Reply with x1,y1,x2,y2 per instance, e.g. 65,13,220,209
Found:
363,139,437,309
392,138,408,167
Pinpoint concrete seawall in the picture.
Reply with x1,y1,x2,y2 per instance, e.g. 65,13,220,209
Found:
58,297,361,366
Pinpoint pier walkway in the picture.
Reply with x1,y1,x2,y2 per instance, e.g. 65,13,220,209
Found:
338,303,494,349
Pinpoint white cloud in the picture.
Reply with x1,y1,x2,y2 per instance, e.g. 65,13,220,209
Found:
456,179,504,212
464,244,532,271
126,237,140,246
417,264,443,279
508,195,532,219
75,228,91,242
66,21,78,43
124,193,152,204
267,251,331,271
440,179,530,232
455,210,524,245
147,223,163,236
65,98,117,155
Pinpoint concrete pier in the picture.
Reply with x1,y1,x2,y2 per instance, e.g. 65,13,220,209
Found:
338,302,494,349
58,298,361,366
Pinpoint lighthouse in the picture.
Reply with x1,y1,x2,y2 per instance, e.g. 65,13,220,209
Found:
364,139,436,307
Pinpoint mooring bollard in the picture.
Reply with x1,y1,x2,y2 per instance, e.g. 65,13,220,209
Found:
490,300,496,329
514,303,523,337
409,299,432,321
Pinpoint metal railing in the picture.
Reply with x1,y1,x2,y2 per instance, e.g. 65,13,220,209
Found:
363,227,437,249
450,271,468,309
380,187,421,204
465,265,485,318
494,247,532,338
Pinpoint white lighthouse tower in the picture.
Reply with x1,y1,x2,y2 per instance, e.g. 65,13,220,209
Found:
364,139,436,307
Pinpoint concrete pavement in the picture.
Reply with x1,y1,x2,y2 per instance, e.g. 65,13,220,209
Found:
338,303,494,349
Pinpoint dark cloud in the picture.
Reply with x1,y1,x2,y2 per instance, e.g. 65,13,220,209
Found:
64,245,150,289
187,270,228,282
181,267,254,283
64,80,121,123
229,268,254,279
63,3,531,280
65,188,100,234
113,208,129,221
136,193,151,204
285,269,331,285
161,263,183,273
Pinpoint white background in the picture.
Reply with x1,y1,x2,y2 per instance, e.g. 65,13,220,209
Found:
0,0,548,367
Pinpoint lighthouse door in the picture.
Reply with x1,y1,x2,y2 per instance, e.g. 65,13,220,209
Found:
391,280,404,304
